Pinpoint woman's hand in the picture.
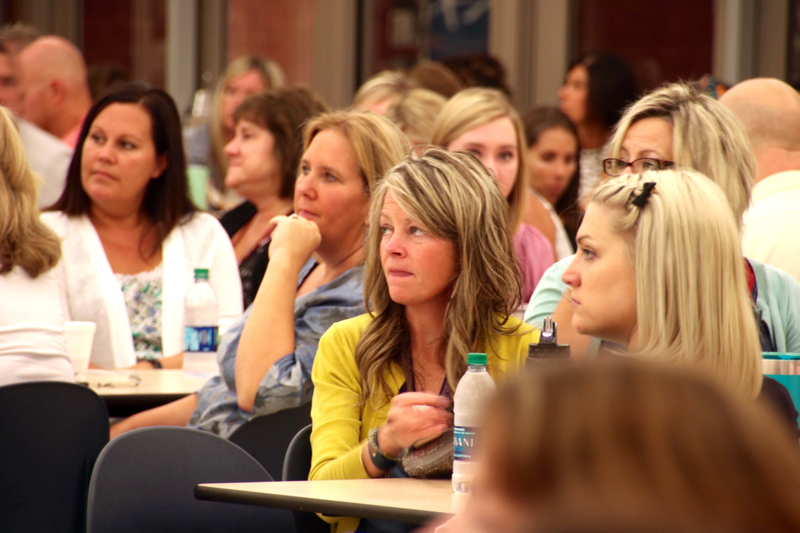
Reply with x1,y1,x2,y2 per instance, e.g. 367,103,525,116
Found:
268,214,321,269
378,392,452,457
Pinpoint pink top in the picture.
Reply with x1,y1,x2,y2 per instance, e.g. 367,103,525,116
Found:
513,223,555,302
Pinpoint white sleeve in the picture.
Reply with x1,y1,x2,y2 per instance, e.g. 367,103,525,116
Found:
205,217,243,336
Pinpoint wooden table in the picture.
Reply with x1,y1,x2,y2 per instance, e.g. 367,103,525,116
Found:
195,478,462,524
81,369,209,417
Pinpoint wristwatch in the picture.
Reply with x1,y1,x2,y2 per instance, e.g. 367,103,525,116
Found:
368,428,401,471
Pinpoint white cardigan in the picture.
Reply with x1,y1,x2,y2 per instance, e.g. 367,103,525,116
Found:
42,212,243,369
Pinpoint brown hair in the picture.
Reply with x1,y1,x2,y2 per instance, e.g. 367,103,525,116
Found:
521,106,582,237
483,359,800,532
233,87,328,199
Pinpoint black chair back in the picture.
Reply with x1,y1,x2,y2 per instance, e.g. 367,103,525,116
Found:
228,401,312,479
86,426,295,533
283,423,330,533
0,381,109,533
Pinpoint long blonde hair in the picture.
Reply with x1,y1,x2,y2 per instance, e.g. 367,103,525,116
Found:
589,170,762,398
357,147,522,403
608,82,756,227
302,111,411,193
430,87,528,232
0,108,61,277
209,55,286,182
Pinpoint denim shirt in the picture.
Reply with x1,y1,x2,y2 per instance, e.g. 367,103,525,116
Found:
188,260,364,437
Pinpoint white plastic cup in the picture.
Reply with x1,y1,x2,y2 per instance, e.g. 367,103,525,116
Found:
64,321,96,374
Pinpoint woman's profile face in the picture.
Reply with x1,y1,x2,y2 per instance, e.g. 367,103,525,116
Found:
81,103,166,214
221,69,268,132
223,119,280,199
447,116,519,199
294,128,369,250
379,191,457,309
558,65,590,126
561,203,637,346
528,126,578,206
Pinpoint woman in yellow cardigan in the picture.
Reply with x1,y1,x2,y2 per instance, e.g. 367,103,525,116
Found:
310,147,540,533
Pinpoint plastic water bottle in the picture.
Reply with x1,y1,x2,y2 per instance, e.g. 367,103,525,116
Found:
452,352,496,493
183,268,220,377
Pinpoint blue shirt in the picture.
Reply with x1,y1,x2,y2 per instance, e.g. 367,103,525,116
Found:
188,260,364,437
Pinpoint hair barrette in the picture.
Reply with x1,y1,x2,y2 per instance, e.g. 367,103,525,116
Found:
631,182,656,208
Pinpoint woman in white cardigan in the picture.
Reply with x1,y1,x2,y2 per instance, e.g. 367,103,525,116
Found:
43,83,242,370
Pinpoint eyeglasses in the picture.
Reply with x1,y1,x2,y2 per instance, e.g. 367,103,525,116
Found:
603,158,675,176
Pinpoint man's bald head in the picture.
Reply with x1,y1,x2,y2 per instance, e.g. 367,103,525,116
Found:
720,78,800,181
17,35,91,136
720,78,800,151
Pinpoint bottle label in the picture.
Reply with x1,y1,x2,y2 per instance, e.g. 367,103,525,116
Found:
453,426,477,461
184,326,218,353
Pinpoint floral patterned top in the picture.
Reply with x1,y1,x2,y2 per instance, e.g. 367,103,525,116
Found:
115,264,163,361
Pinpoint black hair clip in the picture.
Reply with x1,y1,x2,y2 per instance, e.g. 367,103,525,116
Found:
631,182,656,208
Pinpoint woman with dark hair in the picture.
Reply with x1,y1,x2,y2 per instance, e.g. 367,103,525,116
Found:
43,82,242,369
522,106,581,257
220,87,327,308
558,52,637,199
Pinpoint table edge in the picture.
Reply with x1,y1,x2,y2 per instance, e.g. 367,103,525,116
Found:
194,483,452,524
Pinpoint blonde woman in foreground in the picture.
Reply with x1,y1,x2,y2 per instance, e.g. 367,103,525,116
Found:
309,148,539,533
562,170,797,433
0,106,73,385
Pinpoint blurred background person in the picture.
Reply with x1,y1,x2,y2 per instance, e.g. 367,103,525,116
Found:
558,52,637,200
110,111,410,439
442,53,512,97
43,83,242,370
184,55,285,212
351,69,415,115
432,87,554,301
310,148,538,533
384,87,447,145
0,106,73,386
0,21,39,114
0,39,71,208
220,87,327,308
721,78,800,284
87,62,130,101
406,60,464,99
437,360,800,533
17,35,92,148
522,106,581,259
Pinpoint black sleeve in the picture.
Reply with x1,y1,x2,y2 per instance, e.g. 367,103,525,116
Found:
218,201,258,237
759,376,800,440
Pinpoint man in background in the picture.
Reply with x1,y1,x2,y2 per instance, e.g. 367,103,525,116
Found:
17,35,92,148
721,78,800,283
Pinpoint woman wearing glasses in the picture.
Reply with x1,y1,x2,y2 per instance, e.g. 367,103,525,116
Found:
525,82,800,358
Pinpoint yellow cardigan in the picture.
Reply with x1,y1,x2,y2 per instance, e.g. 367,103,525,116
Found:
309,313,539,532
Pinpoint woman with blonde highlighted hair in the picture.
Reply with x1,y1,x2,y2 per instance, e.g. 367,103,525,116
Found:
526,81,800,360
431,88,554,300
185,55,286,211
352,70,415,115
310,147,539,533
111,111,410,439
0,106,73,385
560,170,796,431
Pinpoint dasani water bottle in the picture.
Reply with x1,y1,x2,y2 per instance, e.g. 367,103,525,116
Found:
183,268,220,377
452,352,495,493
